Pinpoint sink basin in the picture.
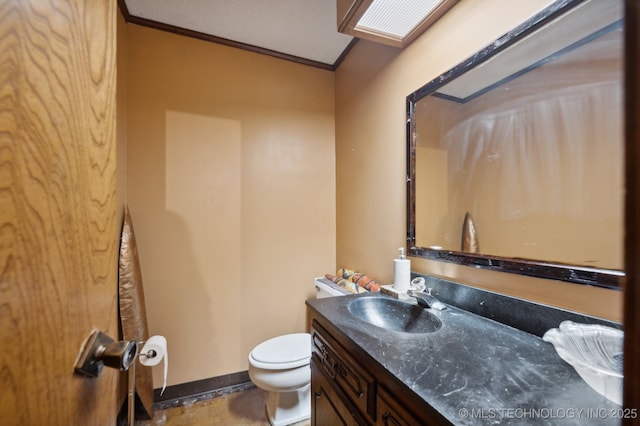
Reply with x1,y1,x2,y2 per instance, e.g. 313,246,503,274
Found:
348,297,442,334
543,321,623,405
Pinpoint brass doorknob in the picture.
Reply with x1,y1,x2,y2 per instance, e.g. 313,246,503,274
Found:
74,330,138,377
98,339,138,370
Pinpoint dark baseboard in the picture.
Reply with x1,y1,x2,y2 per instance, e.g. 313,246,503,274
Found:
153,370,255,410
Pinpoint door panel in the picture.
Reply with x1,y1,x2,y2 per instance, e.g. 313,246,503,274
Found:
0,0,118,424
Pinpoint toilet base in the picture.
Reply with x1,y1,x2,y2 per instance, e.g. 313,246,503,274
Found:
265,384,311,426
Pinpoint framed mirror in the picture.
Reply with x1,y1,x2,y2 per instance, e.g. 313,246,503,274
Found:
406,0,624,289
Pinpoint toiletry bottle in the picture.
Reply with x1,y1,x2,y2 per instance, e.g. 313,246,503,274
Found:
394,247,411,293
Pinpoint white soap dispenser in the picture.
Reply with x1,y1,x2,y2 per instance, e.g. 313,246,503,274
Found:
393,247,411,293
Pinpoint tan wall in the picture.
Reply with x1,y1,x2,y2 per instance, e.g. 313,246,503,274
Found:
126,25,336,386
335,0,622,322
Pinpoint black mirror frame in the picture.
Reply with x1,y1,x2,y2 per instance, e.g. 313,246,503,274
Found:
405,0,624,290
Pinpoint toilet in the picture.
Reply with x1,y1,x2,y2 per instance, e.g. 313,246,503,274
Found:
248,278,348,426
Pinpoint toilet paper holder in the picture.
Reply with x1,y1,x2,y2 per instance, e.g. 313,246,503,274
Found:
74,329,138,377
138,344,157,360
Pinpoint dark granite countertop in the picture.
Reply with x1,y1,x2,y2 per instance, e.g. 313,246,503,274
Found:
306,288,621,425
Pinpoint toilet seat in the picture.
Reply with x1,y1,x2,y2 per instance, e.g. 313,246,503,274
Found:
249,333,311,370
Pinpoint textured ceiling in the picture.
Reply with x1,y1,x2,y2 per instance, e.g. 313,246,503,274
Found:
122,0,356,69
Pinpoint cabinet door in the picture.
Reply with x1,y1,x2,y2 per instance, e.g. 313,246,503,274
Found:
311,358,362,426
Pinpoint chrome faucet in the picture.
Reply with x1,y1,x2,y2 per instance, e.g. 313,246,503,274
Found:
407,289,447,311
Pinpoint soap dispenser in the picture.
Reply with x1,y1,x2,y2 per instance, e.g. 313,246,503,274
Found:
394,247,411,293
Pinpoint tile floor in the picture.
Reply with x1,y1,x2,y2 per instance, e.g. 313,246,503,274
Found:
136,386,310,426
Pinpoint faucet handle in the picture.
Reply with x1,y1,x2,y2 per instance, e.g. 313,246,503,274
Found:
407,288,418,296
407,289,427,298
409,277,426,292
407,289,447,311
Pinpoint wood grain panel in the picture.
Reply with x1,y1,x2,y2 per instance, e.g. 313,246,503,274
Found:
0,0,118,424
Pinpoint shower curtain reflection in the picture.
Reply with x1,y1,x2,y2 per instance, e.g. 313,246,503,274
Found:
415,52,623,269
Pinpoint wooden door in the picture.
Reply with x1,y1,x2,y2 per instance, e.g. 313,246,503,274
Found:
0,0,119,424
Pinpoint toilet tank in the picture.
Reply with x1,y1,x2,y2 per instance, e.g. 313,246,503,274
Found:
314,277,350,298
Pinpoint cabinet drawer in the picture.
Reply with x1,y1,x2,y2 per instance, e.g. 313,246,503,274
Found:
311,321,375,419
376,386,421,426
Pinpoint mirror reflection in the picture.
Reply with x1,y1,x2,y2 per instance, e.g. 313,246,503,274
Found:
407,0,624,287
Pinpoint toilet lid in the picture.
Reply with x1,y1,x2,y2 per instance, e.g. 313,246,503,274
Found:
251,333,310,364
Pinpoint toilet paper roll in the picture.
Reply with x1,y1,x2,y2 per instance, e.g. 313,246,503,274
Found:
139,335,168,395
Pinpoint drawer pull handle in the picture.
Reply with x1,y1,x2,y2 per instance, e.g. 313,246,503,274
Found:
321,350,337,379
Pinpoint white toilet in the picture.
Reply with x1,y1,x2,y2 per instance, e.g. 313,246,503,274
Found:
247,279,348,426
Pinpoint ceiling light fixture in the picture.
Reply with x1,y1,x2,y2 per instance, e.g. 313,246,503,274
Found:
337,0,459,48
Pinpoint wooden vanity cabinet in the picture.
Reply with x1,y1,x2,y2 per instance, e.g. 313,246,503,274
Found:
310,317,449,425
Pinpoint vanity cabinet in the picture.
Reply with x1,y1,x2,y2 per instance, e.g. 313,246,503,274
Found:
310,317,448,425
308,288,623,425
